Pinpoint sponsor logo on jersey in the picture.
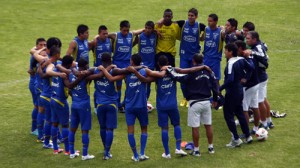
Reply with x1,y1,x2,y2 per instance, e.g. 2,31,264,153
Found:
183,35,196,42
141,47,154,54
117,46,130,52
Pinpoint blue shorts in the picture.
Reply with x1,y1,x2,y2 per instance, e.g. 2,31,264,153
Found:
157,108,180,128
97,104,118,129
204,58,221,80
70,104,91,130
50,98,69,126
40,96,51,122
180,58,193,69
125,107,148,126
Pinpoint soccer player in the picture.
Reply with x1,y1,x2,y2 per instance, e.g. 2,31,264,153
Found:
175,54,219,156
245,31,272,129
66,58,95,160
66,24,93,63
108,20,143,112
86,53,118,160
201,14,225,84
137,21,157,100
100,54,150,162
220,43,252,147
154,9,181,70
28,38,46,135
91,25,113,114
32,37,63,148
225,18,240,44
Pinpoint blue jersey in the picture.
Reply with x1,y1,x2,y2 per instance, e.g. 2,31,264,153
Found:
94,38,112,66
69,73,90,108
138,32,156,69
180,20,200,60
156,73,177,110
29,55,37,84
113,32,133,68
73,37,89,63
125,68,147,109
34,63,43,94
94,69,118,105
202,27,223,61
40,67,52,99
251,41,269,82
51,62,68,102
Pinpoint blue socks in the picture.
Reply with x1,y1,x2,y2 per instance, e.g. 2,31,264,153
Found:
44,121,51,145
62,127,69,152
162,129,170,155
31,108,38,132
69,131,75,154
82,133,89,156
51,126,58,150
174,125,182,150
140,133,148,156
37,112,44,140
100,128,106,148
128,133,138,158
105,130,114,156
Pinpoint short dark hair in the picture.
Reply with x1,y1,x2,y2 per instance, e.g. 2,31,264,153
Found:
248,31,260,41
164,9,173,15
131,53,142,66
62,55,74,67
193,53,203,64
188,8,198,16
46,37,62,49
77,24,89,36
98,25,107,33
49,46,61,57
36,38,46,45
145,21,154,29
227,18,238,30
235,40,246,50
243,21,255,31
77,58,88,68
208,13,218,21
101,52,112,63
225,43,238,57
158,55,168,66
120,20,130,28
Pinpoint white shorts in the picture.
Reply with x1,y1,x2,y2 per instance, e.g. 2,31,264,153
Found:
187,100,211,127
243,84,259,111
258,80,268,103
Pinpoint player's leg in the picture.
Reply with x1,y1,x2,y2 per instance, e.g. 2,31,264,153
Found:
126,108,138,160
258,81,268,129
69,107,79,158
43,102,52,148
188,101,201,156
179,58,189,107
29,83,38,134
201,100,214,153
103,104,117,160
50,99,61,153
97,104,107,150
158,109,170,157
80,105,93,160
137,107,149,160
169,108,185,155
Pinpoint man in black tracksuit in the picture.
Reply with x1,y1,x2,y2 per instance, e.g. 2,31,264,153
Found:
175,53,219,156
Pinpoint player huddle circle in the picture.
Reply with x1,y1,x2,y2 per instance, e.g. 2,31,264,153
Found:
28,8,273,162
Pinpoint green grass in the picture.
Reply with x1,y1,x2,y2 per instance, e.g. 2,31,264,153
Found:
0,0,300,167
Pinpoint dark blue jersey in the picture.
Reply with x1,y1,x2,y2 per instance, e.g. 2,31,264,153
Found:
94,69,118,105
93,38,112,66
202,27,223,61
179,20,200,60
125,68,147,109
156,73,177,110
251,41,269,82
69,73,90,108
113,32,133,67
73,37,89,63
138,32,156,69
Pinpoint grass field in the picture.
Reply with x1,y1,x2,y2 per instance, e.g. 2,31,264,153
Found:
0,0,299,167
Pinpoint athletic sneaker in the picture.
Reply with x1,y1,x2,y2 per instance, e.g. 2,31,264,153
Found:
43,143,53,149
31,129,38,136
65,150,80,156
139,155,149,161
268,122,275,129
131,156,139,162
250,129,257,135
162,153,171,159
259,123,270,130
208,147,215,154
82,154,95,161
180,99,187,107
189,150,201,156
53,148,64,154
244,136,253,144
103,152,113,160
226,138,243,148
36,137,45,143
70,152,80,159
175,149,187,156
